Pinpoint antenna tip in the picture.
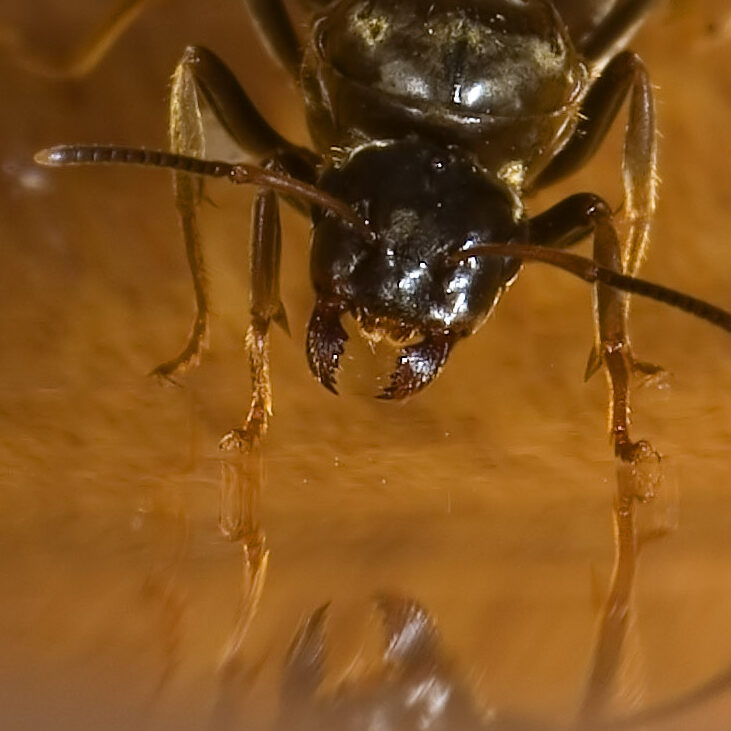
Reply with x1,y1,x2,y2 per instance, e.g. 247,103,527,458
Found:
34,147,69,166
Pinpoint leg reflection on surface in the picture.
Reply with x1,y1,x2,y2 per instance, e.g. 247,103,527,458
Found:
579,459,670,725
214,450,270,726
264,464,731,731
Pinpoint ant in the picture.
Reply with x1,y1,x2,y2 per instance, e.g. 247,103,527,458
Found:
35,0,730,460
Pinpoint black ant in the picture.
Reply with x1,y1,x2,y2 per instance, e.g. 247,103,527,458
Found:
35,0,730,461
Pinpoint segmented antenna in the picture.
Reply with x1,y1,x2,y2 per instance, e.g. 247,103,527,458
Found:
453,243,731,333
35,144,375,241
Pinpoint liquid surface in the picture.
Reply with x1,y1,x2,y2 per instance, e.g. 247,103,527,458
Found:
0,1,730,729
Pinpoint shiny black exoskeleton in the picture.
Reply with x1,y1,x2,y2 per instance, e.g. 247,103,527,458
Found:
36,0,731,457
303,0,586,175
299,0,648,413
309,137,522,396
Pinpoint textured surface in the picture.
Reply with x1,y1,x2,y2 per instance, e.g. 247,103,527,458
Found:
0,1,730,729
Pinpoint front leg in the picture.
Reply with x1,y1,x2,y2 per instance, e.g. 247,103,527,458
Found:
152,45,309,382
527,194,660,465
220,183,287,451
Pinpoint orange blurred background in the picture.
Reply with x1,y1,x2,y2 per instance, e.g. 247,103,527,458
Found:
0,1,729,729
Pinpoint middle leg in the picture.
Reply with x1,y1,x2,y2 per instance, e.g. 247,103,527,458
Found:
526,193,660,465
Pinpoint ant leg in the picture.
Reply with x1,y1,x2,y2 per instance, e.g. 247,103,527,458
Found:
243,0,302,80
563,0,661,66
531,51,659,380
152,45,315,382
527,194,660,465
169,46,309,159
1,0,164,78
149,50,209,382
532,52,656,278
298,0,334,9
219,184,286,451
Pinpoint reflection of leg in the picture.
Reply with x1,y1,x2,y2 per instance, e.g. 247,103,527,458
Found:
219,455,269,666
135,486,190,702
579,466,640,723
527,194,659,464
1,0,164,79
142,572,186,699
580,447,678,725
215,454,269,725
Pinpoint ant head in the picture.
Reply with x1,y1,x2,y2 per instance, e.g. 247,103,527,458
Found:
35,143,729,404
307,136,523,398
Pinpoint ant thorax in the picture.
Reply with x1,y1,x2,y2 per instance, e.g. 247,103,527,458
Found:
302,0,588,176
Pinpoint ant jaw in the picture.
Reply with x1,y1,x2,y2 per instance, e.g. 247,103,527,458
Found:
306,301,457,399
378,331,456,400
306,299,349,394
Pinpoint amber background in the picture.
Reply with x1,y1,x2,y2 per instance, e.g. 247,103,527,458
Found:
0,1,729,729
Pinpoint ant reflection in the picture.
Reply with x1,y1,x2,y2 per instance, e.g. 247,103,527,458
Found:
276,595,520,731
218,454,269,669
208,457,731,731
214,450,270,726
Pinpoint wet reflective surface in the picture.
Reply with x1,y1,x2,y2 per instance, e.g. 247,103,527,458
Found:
1,2,730,729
